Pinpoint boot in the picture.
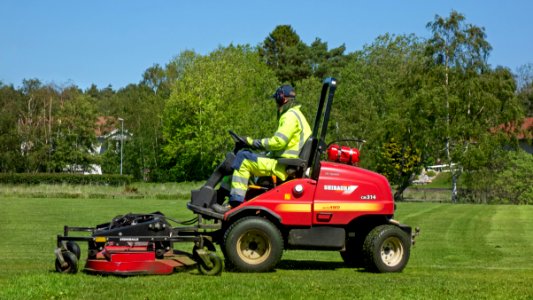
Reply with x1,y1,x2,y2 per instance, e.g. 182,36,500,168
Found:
211,203,231,214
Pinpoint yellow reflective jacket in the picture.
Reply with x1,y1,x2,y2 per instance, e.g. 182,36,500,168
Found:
258,105,312,158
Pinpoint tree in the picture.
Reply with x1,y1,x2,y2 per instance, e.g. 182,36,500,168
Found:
335,34,429,197
493,150,533,204
516,63,533,116
140,52,200,99
307,38,348,80
86,84,116,117
16,79,57,172
163,45,278,181
141,64,167,95
102,84,164,180
165,50,200,82
0,83,25,172
51,88,98,173
426,10,496,202
377,139,422,201
259,25,311,84
463,147,533,204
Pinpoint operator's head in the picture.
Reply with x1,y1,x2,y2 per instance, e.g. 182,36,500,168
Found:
272,85,296,107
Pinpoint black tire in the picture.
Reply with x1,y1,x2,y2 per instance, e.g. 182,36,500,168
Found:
55,251,78,274
66,241,81,260
340,236,365,268
223,216,283,272
198,253,224,276
363,225,410,273
219,241,235,271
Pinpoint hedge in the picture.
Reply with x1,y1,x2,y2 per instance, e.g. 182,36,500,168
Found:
0,173,132,186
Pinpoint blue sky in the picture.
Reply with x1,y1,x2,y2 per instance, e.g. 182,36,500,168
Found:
1,0,532,90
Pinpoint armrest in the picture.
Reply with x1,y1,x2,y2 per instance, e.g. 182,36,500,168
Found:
277,158,307,168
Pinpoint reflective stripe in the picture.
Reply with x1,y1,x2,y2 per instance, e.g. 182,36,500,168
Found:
231,188,247,197
275,203,312,213
289,109,306,152
274,132,289,142
262,138,269,149
313,202,384,212
232,175,249,185
281,149,299,156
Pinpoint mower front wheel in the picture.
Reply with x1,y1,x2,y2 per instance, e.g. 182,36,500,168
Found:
363,225,410,273
55,251,78,274
198,253,224,276
223,216,283,272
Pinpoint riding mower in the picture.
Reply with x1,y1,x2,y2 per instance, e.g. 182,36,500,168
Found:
54,77,417,275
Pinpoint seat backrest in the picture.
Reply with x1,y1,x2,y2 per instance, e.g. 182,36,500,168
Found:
276,137,317,178
299,136,316,167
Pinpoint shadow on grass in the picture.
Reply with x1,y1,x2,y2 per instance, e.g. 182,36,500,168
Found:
276,260,350,271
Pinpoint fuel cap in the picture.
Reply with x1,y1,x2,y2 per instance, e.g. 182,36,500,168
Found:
293,184,304,196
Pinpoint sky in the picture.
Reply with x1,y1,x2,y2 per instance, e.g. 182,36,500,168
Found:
1,0,532,90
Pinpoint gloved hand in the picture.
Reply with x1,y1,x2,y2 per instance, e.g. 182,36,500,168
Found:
245,137,263,150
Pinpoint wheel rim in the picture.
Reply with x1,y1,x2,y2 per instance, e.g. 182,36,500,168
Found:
55,258,71,272
380,236,404,267
199,253,223,276
55,251,78,274
236,229,271,265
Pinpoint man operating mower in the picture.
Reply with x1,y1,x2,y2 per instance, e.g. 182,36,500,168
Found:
212,84,312,213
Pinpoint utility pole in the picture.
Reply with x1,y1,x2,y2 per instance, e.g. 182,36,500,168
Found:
118,117,124,175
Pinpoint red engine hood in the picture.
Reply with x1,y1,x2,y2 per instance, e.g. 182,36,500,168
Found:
314,161,394,214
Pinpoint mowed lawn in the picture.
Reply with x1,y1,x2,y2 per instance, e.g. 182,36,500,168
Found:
0,194,532,299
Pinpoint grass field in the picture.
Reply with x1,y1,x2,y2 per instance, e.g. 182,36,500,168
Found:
0,186,532,299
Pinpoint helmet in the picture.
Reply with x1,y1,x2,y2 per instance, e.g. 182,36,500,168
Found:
272,85,296,106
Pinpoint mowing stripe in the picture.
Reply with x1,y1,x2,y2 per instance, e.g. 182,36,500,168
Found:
487,205,533,269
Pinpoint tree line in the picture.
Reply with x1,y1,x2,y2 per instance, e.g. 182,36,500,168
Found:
1,11,531,203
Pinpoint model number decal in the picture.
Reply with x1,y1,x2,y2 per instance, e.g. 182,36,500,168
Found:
323,185,358,195
360,194,377,200
119,237,139,242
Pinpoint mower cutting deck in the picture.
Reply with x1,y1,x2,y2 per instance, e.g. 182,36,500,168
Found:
54,212,223,276
83,246,195,275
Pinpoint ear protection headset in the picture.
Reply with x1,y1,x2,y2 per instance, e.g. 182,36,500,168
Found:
274,87,286,106
273,85,295,106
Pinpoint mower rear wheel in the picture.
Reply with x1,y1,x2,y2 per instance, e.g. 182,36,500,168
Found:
55,251,78,274
198,253,224,276
363,225,410,273
223,216,283,272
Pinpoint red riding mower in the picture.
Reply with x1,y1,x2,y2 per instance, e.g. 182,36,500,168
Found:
54,78,417,275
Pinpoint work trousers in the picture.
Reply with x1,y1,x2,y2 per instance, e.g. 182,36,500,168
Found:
229,150,287,203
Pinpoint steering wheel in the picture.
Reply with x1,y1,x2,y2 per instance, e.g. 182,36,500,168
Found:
229,130,247,144
228,130,248,153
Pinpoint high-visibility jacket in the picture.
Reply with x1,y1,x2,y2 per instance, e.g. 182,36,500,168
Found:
256,105,312,158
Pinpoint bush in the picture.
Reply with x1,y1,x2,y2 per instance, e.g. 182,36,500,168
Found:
0,173,132,186
462,150,533,204
492,150,533,204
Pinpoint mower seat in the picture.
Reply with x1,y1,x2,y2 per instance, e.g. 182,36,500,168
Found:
277,137,316,178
